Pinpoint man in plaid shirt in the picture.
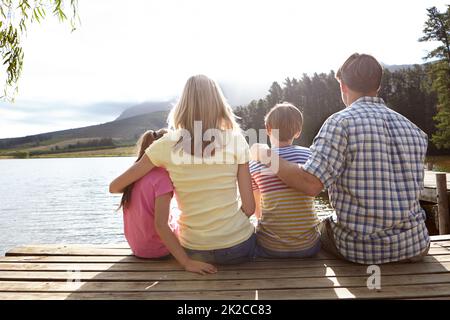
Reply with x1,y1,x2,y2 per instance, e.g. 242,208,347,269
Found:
251,53,430,264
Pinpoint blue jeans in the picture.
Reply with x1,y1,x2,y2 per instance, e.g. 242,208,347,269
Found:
255,239,321,259
184,233,256,265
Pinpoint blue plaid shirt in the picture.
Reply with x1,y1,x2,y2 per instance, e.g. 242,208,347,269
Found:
303,96,430,264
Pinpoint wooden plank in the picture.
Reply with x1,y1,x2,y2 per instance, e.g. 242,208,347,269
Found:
2,255,339,264
6,246,133,256
421,187,438,203
407,296,450,300
430,235,450,241
2,283,450,299
1,255,450,272
6,244,449,257
0,256,146,264
424,171,450,189
5,235,449,257
258,283,450,299
4,254,447,265
0,290,253,300
437,173,450,234
2,273,450,293
431,241,450,247
6,235,448,252
0,262,449,282
421,171,450,203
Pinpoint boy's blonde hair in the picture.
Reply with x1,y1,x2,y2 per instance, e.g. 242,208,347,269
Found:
265,102,303,142
168,74,241,154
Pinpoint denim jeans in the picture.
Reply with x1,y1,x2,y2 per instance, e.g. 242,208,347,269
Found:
183,233,256,265
255,239,321,259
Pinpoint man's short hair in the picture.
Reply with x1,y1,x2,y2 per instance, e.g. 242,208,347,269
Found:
336,53,383,94
265,102,303,141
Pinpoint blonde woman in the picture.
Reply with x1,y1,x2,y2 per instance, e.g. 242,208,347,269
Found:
110,75,256,274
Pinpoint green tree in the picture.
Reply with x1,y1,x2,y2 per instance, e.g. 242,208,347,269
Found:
0,0,79,100
419,5,450,149
266,81,283,107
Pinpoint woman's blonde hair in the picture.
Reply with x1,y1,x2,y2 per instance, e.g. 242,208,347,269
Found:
168,74,241,155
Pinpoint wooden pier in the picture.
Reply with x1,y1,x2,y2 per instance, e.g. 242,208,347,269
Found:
0,235,450,300
422,171,450,202
0,170,448,300
422,171,450,234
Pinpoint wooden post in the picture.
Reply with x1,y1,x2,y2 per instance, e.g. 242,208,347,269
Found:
427,162,434,171
437,173,450,235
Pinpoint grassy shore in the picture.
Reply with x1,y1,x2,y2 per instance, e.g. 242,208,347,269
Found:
0,146,136,159
1,148,450,172
427,155,450,172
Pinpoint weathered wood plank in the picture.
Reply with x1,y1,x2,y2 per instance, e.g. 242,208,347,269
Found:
2,272,450,293
258,283,450,299
0,290,253,300
2,283,450,299
1,255,450,272
421,171,450,203
0,255,344,264
6,245,450,256
0,262,449,282
6,246,133,256
424,171,450,188
5,246,448,257
3,254,446,265
421,188,438,203
430,235,450,241
437,173,450,234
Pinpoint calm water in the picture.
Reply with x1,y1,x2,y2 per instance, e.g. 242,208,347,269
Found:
0,157,334,257
0,157,133,256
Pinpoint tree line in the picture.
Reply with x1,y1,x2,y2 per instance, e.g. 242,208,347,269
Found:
234,64,447,155
235,5,450,155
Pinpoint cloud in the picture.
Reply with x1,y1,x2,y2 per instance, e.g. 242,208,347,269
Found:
0,100,134,138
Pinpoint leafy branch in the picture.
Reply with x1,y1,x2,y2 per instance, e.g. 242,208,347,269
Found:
0,0,79,101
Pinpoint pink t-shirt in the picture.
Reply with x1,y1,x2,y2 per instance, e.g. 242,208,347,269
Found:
123,167,175,258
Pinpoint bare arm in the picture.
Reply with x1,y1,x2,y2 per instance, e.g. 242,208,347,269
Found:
250,143,324,197
253,190,262,220
276,157,324,196
237,163,256,216
154,193,217,275
109,155,154,193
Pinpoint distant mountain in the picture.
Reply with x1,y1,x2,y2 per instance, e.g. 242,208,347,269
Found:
115,100,174,121
0,111,168,150
114,81,271,121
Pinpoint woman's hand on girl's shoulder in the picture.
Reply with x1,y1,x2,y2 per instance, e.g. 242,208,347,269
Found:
183,259,217,275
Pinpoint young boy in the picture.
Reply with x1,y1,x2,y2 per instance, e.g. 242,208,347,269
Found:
250,103,321,258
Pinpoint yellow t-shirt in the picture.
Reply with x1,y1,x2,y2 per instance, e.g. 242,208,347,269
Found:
145,129,255,250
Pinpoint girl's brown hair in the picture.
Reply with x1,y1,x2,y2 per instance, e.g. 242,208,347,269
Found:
118,129,167,210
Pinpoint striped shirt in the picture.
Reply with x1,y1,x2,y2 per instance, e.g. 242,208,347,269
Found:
250,145,320,252
303,96,430,264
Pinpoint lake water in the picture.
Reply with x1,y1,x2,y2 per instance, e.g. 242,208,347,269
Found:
0,157,335,257
0,157,131,256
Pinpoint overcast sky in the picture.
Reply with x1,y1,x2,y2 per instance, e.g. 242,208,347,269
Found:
0,0,448,138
